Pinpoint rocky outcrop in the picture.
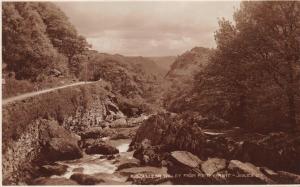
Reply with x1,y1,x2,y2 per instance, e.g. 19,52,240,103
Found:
2,82,125,184
2,119,82,184
132,113,300,176
62,96,125,135
131,113,206,159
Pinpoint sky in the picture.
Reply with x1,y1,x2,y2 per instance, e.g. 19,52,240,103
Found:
56,1,240,57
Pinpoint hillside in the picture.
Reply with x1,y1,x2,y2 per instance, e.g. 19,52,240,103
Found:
165,47,211,80
85,51,164,110
162,47,212,110
2,2,88,98
2,2,164,110
147,56,176,75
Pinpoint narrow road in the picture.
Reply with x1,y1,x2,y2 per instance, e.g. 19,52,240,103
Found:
3,81,94,106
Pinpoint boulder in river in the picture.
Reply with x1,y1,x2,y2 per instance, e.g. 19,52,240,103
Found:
46,138,83,161
70,173,105,185
39,120,83,161
85,142,119,155
39,163,68,177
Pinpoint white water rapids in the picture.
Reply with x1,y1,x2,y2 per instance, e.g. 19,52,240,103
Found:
51,139,131,179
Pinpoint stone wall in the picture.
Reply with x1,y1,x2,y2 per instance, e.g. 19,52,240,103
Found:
2,82,124,184
2,120,41,185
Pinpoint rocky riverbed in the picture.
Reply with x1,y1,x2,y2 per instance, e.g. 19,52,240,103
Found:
29,115,173,185
26,112,300,185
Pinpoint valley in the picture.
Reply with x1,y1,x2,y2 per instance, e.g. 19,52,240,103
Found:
2,1,300,185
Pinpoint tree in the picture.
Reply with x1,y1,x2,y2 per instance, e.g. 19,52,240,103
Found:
2,2,90,80
233,1,300,128
36,3,90,75
207,1,300,129
3,2,58,80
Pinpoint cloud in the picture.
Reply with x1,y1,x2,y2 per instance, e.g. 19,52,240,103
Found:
56,1,240,56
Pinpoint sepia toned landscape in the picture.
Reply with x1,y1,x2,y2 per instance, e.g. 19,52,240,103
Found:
2,1,300,185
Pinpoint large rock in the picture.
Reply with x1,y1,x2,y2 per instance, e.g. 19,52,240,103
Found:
170,151,203,168
46,138,83,161
85,142,119,155
275,171,300,184
70,173,105,185
167,150,204,183
132,113,206,159
39,163,68,177
201,158,226,177
31,177,78,185
39,120,83,161
228,160,274,184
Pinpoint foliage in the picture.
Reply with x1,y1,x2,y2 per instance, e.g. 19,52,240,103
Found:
167,2,300,131
2,2,89,80
201,2,300,130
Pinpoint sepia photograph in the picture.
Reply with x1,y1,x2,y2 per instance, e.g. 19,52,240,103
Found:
2,0,300,185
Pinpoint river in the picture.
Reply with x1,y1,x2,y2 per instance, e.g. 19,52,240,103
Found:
50,138,132,184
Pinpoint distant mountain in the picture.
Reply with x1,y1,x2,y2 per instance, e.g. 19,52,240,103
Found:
165,47,211,80
126,56,167,78
162,47,212,110
147,56,176,74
